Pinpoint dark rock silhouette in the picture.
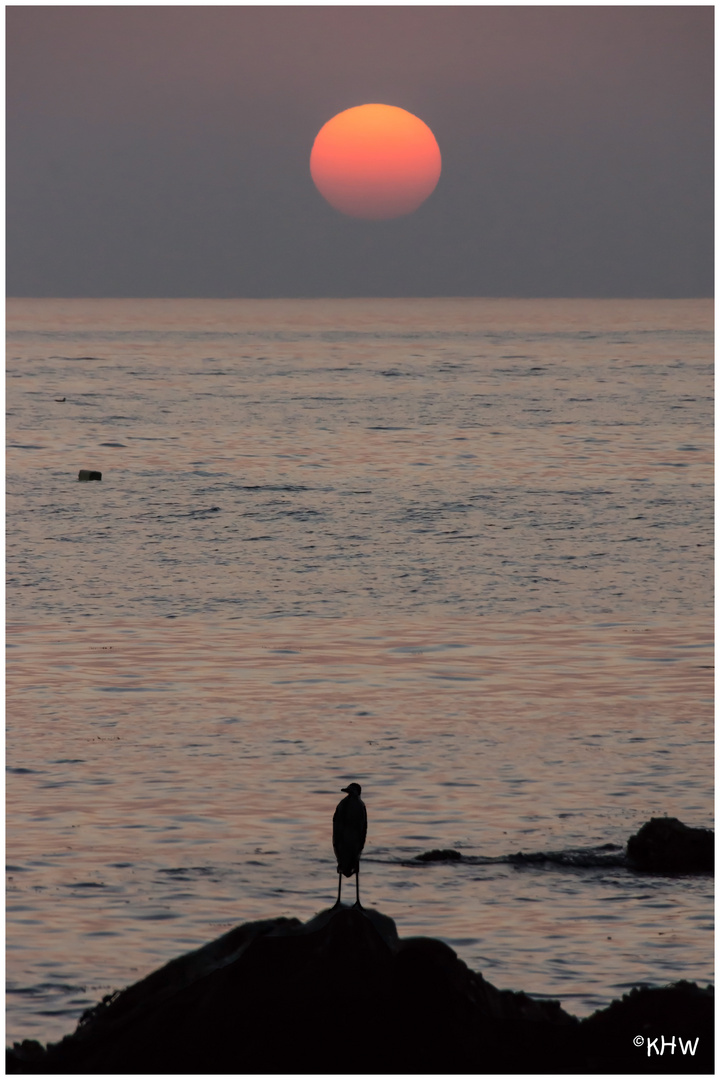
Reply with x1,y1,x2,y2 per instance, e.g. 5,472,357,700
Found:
412,818,714,874
6,906,713,1074
415,848,463,862
77,470,102,482
581,981,713,1073
627,817,714,874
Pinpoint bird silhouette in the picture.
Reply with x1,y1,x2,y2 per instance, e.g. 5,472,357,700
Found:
332,782,367,907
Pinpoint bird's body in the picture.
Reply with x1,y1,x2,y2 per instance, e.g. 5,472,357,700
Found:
332,782,367,906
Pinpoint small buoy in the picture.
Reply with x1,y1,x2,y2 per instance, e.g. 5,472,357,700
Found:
78,470,102,482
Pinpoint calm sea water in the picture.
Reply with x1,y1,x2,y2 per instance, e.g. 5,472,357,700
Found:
6,298,713,1043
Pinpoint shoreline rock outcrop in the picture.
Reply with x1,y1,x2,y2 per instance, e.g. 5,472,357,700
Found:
413,816,714,874
627,817,714,874
7,905,713,1074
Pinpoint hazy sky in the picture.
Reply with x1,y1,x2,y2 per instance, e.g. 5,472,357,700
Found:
7,6,713,298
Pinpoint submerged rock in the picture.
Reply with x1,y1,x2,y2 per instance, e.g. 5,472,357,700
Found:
415,848,463,862
410,818,713,874
627,817,714,874
6,906,713,1074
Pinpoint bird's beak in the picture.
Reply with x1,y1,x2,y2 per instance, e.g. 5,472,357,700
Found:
341,786,349,793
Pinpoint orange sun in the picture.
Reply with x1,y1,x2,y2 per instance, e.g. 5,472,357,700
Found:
310,103,442,220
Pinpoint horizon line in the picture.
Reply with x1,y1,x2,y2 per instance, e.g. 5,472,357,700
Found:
6,295,714,302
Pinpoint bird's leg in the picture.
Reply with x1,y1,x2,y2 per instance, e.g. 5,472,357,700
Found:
332,872,342,908
354,866,362,908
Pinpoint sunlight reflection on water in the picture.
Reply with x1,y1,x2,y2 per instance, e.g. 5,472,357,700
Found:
7,616,713,1039
6,299,713,1042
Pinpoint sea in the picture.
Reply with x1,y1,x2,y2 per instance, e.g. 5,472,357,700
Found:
6,297,714,1045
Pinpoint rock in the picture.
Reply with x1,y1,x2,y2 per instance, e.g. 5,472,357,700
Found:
510,849,548,863
6,1042,44,1067
78,470,102,482
581,981,713,1073
5,906,714,1074
627,817,714,874
415,848,463,862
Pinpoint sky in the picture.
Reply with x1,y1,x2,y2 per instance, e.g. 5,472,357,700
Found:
6,5,713,299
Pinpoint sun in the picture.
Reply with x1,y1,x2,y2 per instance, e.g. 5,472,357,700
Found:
310,103,442,220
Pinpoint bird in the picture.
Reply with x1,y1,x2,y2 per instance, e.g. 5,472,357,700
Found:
332,782,367,907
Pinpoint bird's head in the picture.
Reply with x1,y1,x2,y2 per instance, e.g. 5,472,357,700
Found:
341,782,362,797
